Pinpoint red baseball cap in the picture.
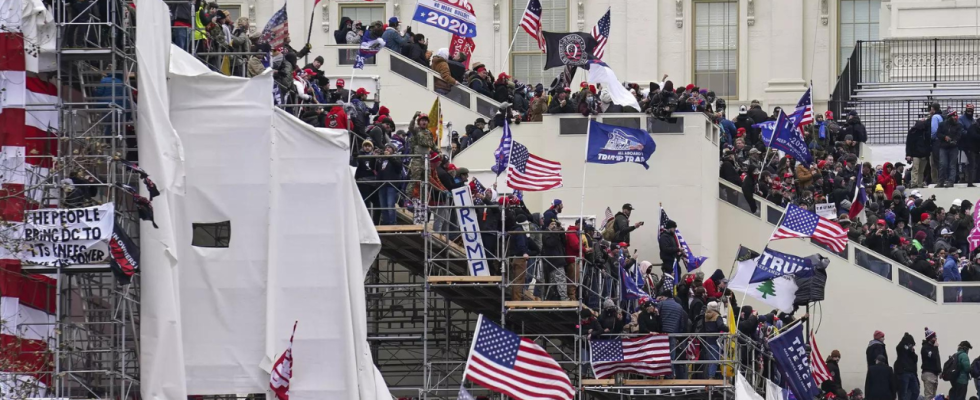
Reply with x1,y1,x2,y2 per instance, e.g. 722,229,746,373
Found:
336,78,345,87
355,88,370,96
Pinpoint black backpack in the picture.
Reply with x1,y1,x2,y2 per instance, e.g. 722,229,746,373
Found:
941,352,962,382
970,357,980,379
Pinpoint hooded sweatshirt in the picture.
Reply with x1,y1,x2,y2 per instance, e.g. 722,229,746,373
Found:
866,339,888,367
920,338,941,374
703,269,726,299
893,333,918,374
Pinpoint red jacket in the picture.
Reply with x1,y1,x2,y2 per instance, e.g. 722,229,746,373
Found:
565,225,581,265
703,277,723,299
324,106,350,130
876,162,896,199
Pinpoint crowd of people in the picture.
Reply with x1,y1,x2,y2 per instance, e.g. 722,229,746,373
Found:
722,102,980,284
859,329,980,400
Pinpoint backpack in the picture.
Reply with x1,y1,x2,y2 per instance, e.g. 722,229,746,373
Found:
601,219,616,241
970,357,980,379
941,352,961,382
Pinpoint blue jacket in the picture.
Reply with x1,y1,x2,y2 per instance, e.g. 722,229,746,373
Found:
959,114,975,131
508,226,529,257
657,298,687,333
931,114,943,138
542,207,559,228
382,28,409,53
720,119,736,146
943,255,961,281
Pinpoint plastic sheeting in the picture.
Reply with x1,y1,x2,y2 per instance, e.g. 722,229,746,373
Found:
137,0,389,398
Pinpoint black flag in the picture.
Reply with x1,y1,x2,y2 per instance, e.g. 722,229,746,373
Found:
543,31,597,70
794,254,830,305
109,223,140,284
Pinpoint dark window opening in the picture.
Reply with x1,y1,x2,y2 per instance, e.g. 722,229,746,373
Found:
192,221,231,248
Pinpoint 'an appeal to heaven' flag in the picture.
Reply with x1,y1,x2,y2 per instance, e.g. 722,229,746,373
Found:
543,31,597,70
768,323,821,400
771,204,848,252
412,0,477,38
660,207,708,271
586,120,656,169
590,333,671,379
463,315,574,400
729,246,799,313
758,110,814,166
749,247,813,284
270,321,298,400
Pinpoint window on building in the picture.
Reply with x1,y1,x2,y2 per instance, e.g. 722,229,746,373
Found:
340,4,386,28
510,0,568,86
192,221,232,248
218,4,241,22
693,1,738,98
839,0,881,72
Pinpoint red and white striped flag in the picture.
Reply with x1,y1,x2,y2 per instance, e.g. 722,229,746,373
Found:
0,264,55,396
520,0,545,52
809,332,832,386
506,142,562,192
600,206,613,228
590,334,672,378
270,321,298,400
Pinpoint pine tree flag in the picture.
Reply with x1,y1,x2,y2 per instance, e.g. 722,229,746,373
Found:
728,246,799,313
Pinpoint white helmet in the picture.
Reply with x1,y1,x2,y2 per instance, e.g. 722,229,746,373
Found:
953,199,963,207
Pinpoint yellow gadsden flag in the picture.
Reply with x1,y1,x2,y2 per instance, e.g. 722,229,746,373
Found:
723,304,737,377
428,97,443,144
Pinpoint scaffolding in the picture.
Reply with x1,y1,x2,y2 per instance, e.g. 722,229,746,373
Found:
358,152,755,400
4,0,140,398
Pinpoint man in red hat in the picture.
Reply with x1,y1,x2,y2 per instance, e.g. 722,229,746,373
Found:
351,87,379,132
332,78,350,102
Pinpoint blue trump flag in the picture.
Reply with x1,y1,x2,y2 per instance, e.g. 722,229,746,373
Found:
491,120,513,175
586,120,657,169
749,248,814,284
768,323,820,400
755,111,813,166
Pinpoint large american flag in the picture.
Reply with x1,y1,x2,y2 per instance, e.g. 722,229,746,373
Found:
771,204,848,252
507,141,563,191
260,4,289,49
520,0,546,52
269,321,298,400
590,334,672,378
464,315,574,400
792,87,813,134
592,8,611,60
809,332,833,386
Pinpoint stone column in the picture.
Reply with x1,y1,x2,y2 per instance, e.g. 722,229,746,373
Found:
764,0,808,104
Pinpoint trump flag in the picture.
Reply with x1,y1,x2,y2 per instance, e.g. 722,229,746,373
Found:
586,120,656,169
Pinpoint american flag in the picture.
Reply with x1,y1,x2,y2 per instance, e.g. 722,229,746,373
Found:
491,120,514,175
600,207,614,228
463,315,574,400
520,0,546,52
260,4,289,49
792,87,814,134
507,142,563,191
659,207,707,271
771,204,848,252
590,334,672,379
592,8,611,60
269,321,298,400
809,332,832,386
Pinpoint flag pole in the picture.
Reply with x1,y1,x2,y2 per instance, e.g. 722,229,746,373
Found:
578,119,592,304
506,0,534,56
347,66,355,103
304,1,320,65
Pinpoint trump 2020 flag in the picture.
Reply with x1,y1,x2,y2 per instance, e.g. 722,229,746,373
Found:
758,110,813,166
270,321,298,400
729,246,799,313
749,248,813,284
586,120,656,169
491,119,514,175
768,323,821,400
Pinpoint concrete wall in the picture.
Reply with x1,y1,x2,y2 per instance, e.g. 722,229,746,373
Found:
718,184,980,398
450,113,720,273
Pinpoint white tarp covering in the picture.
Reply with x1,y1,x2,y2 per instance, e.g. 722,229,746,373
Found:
137,0,390,398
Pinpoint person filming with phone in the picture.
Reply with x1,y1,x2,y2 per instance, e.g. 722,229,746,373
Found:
613,203,644,246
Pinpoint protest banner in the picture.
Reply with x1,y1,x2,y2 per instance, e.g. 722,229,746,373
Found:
412,0,478,38
20,203,115,266
452,186,490,276
815,203,836,220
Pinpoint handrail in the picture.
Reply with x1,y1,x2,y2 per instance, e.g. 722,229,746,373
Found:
717,178,980,305
325,45,504,116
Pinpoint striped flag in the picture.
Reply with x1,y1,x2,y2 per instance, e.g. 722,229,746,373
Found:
269,321,298,400
600,207,614,228
0,265,55,396
771,204,848,252
592,8,610,60
590,334,671,378
809,332,832,386
659,207,708,271
260,4,289,49
463,315,574,400
506,142,562,192
791,87,814,134
520,0,545,52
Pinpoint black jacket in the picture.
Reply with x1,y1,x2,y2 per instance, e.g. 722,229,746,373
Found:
448,60,466,83
920,339,941,374
581,316,604,339
747,107,769,135
938,117,965,149
845,117,869,143
548,97,575,114
865,363,897,400
906,119,933,158
659,230,681,267
826,359,843,388
867,340,888,367
302,63,329,88
613,212,636,245
169,2,193,24
893,333,918,374
376,157,403,182
637,310,662,333
401,42,428,66
541,230,567,271
965,123,980,153
334,17,353,44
